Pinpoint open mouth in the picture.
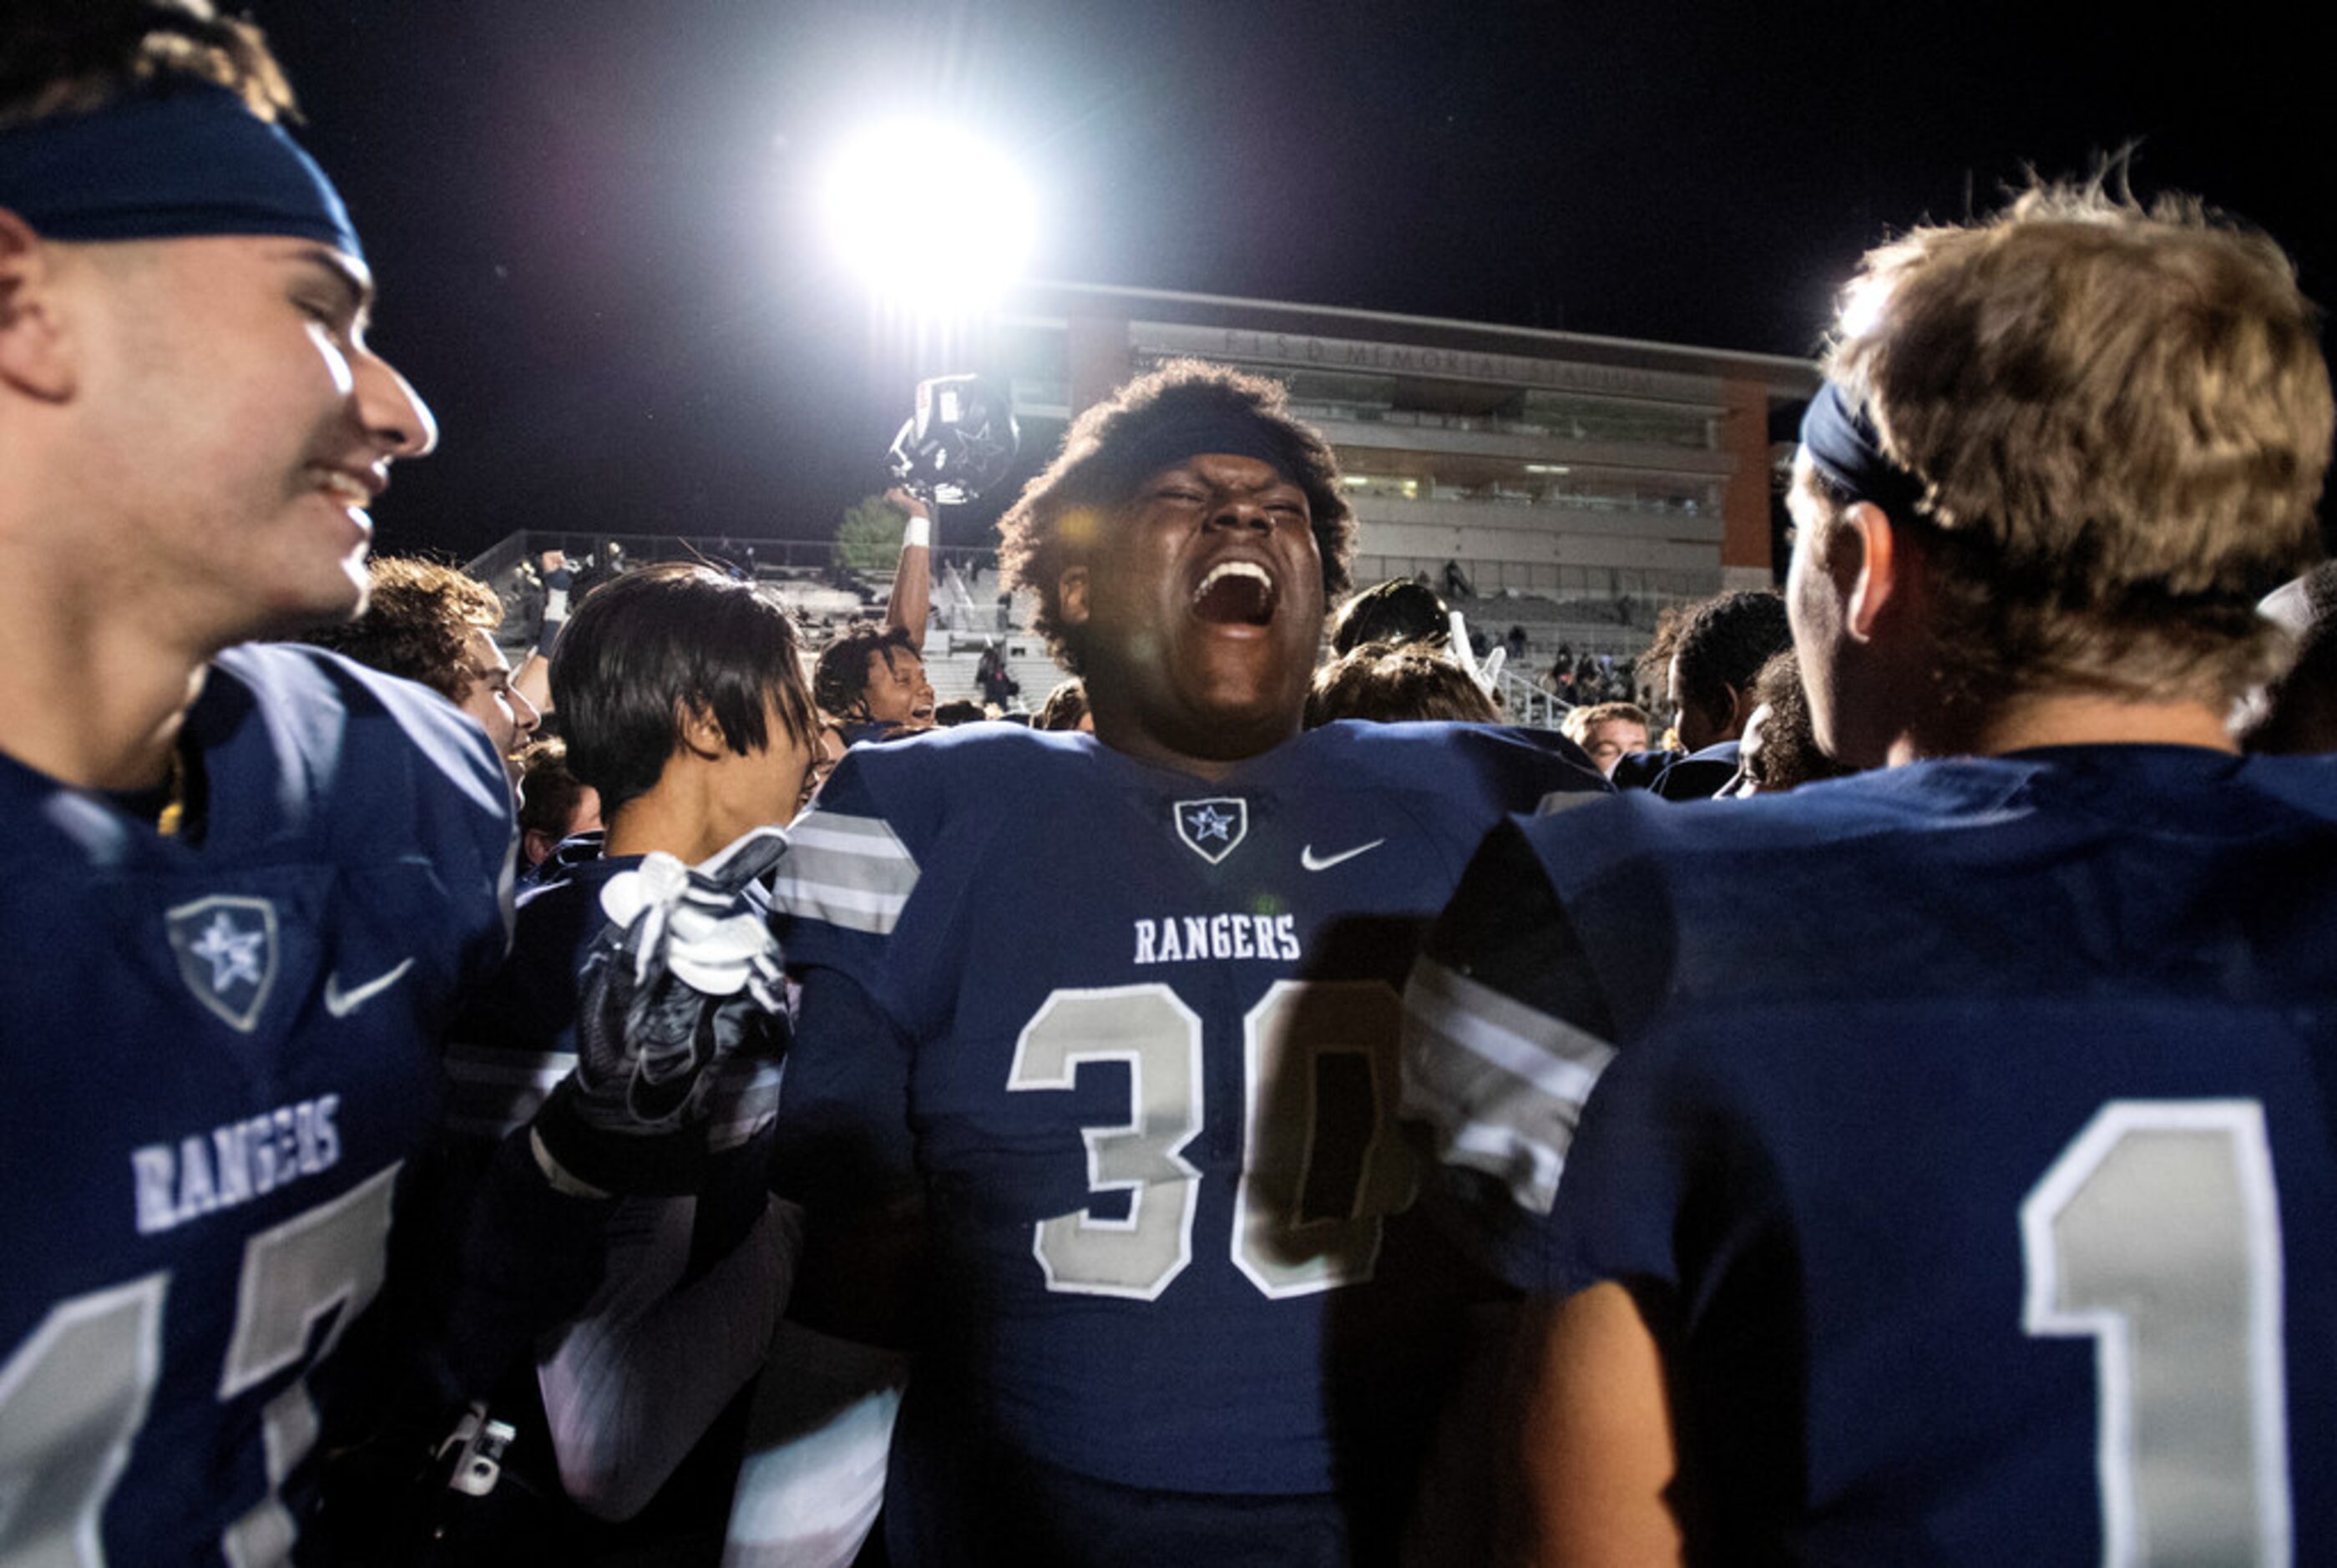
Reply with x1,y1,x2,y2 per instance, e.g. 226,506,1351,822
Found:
1191,560,1278,628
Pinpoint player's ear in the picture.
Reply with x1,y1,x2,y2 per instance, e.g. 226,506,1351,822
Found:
675,700,727,761
1839,501,1901,643
1057,564,1091,630
1724,680,1758,736
0,210,77,402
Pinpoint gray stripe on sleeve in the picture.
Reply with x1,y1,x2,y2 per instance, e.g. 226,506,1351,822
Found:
1401,955,1616,1216
769,812,919,936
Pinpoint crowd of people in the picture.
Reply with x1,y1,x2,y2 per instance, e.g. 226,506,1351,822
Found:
5,4,2336,1567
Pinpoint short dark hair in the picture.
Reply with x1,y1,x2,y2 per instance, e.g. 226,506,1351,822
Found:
515,736,589,842
997,360,1354,675
552,563,817,817
1303,641,1495,726
1330,579,1450,656
300,556,501,703
812,624,920,722
0,0,296,130
1672,590,1791,729
933,699,986,726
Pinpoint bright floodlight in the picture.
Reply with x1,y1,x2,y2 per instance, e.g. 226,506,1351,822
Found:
824,121,1035,311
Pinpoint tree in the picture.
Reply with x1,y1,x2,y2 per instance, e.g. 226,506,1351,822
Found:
834,493,908,574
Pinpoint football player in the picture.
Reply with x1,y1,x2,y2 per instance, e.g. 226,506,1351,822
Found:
812,622,938,742
438,562,817,1533
300,554,544,787
1403,181,2337,1560
771,359,1604,1564
0,4,512,1561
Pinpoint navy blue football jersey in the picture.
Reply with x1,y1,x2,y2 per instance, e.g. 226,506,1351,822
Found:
771,720,1604,1500
443,842,786,1251
1404,746,2337,1560
0,643,514,1565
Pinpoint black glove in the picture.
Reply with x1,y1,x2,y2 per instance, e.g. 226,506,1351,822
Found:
533,828,789,1196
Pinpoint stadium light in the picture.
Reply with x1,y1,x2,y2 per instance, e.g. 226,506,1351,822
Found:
822,120,1036,311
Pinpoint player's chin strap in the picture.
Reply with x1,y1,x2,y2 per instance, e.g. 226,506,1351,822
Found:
1448,609,1505,696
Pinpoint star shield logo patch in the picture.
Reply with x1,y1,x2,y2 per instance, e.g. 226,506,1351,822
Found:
166,895,279,1033
1173,797,1248,865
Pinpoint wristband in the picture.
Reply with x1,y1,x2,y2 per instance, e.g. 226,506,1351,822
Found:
902,515,931,550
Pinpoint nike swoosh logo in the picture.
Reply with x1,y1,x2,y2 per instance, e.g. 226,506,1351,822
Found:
1300,839,1385,872
323,958,416,1018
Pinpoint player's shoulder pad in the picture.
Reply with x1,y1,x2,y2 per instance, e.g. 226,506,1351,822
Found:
1513,756,2036,902
1305,719,1610,810
2239,750,2337,824
216,642,513,829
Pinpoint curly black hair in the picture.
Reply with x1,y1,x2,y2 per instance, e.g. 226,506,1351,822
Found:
812,623,920,723
996,360,1353,675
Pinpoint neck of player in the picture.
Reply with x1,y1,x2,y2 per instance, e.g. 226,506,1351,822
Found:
1085,695,1302,782
0,574,209,791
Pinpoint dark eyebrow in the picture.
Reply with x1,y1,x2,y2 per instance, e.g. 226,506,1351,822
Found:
282,244,376,326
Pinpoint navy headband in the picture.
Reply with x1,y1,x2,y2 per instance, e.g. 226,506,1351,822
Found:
0,83,362,262
1799,378,1925,521
1116,412,1299,490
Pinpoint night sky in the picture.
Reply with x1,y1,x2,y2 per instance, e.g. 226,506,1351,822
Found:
261,2,2334,563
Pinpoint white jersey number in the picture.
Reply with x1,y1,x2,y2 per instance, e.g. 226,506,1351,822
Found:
0,1165,400,1568
2021,1100,2290,1565
1006,981,1414,1302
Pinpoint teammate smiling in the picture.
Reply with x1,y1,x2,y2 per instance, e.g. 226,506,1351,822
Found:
771,360,1602,1564
0,4,512,1561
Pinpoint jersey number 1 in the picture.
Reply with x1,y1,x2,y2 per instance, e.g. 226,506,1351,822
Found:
1005,980,1417,1302
2021,1100,2290,1565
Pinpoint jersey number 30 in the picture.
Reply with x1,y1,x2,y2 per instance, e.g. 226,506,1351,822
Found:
1006,981,1416,1302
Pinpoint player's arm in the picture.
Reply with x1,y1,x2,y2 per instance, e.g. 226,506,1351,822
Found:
881,487,933,655
1506,1283,1683,1566
772,961,927,1350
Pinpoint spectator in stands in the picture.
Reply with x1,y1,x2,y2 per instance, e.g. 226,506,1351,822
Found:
1560,700,1652,776
301,554,540,786
1034,676,1093,732
812,622,936,742
515,736,603,874
1647,588,1792,799
2242,561,2337,754
514,547,571,716
976,639,1020,708
1304,640,1500,726
1505,624,1530,667
1719,650,1856,797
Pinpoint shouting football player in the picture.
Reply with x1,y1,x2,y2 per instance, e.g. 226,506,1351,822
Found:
770,360,1603,1564
1404,181,2337,1560
0,4,513,1561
